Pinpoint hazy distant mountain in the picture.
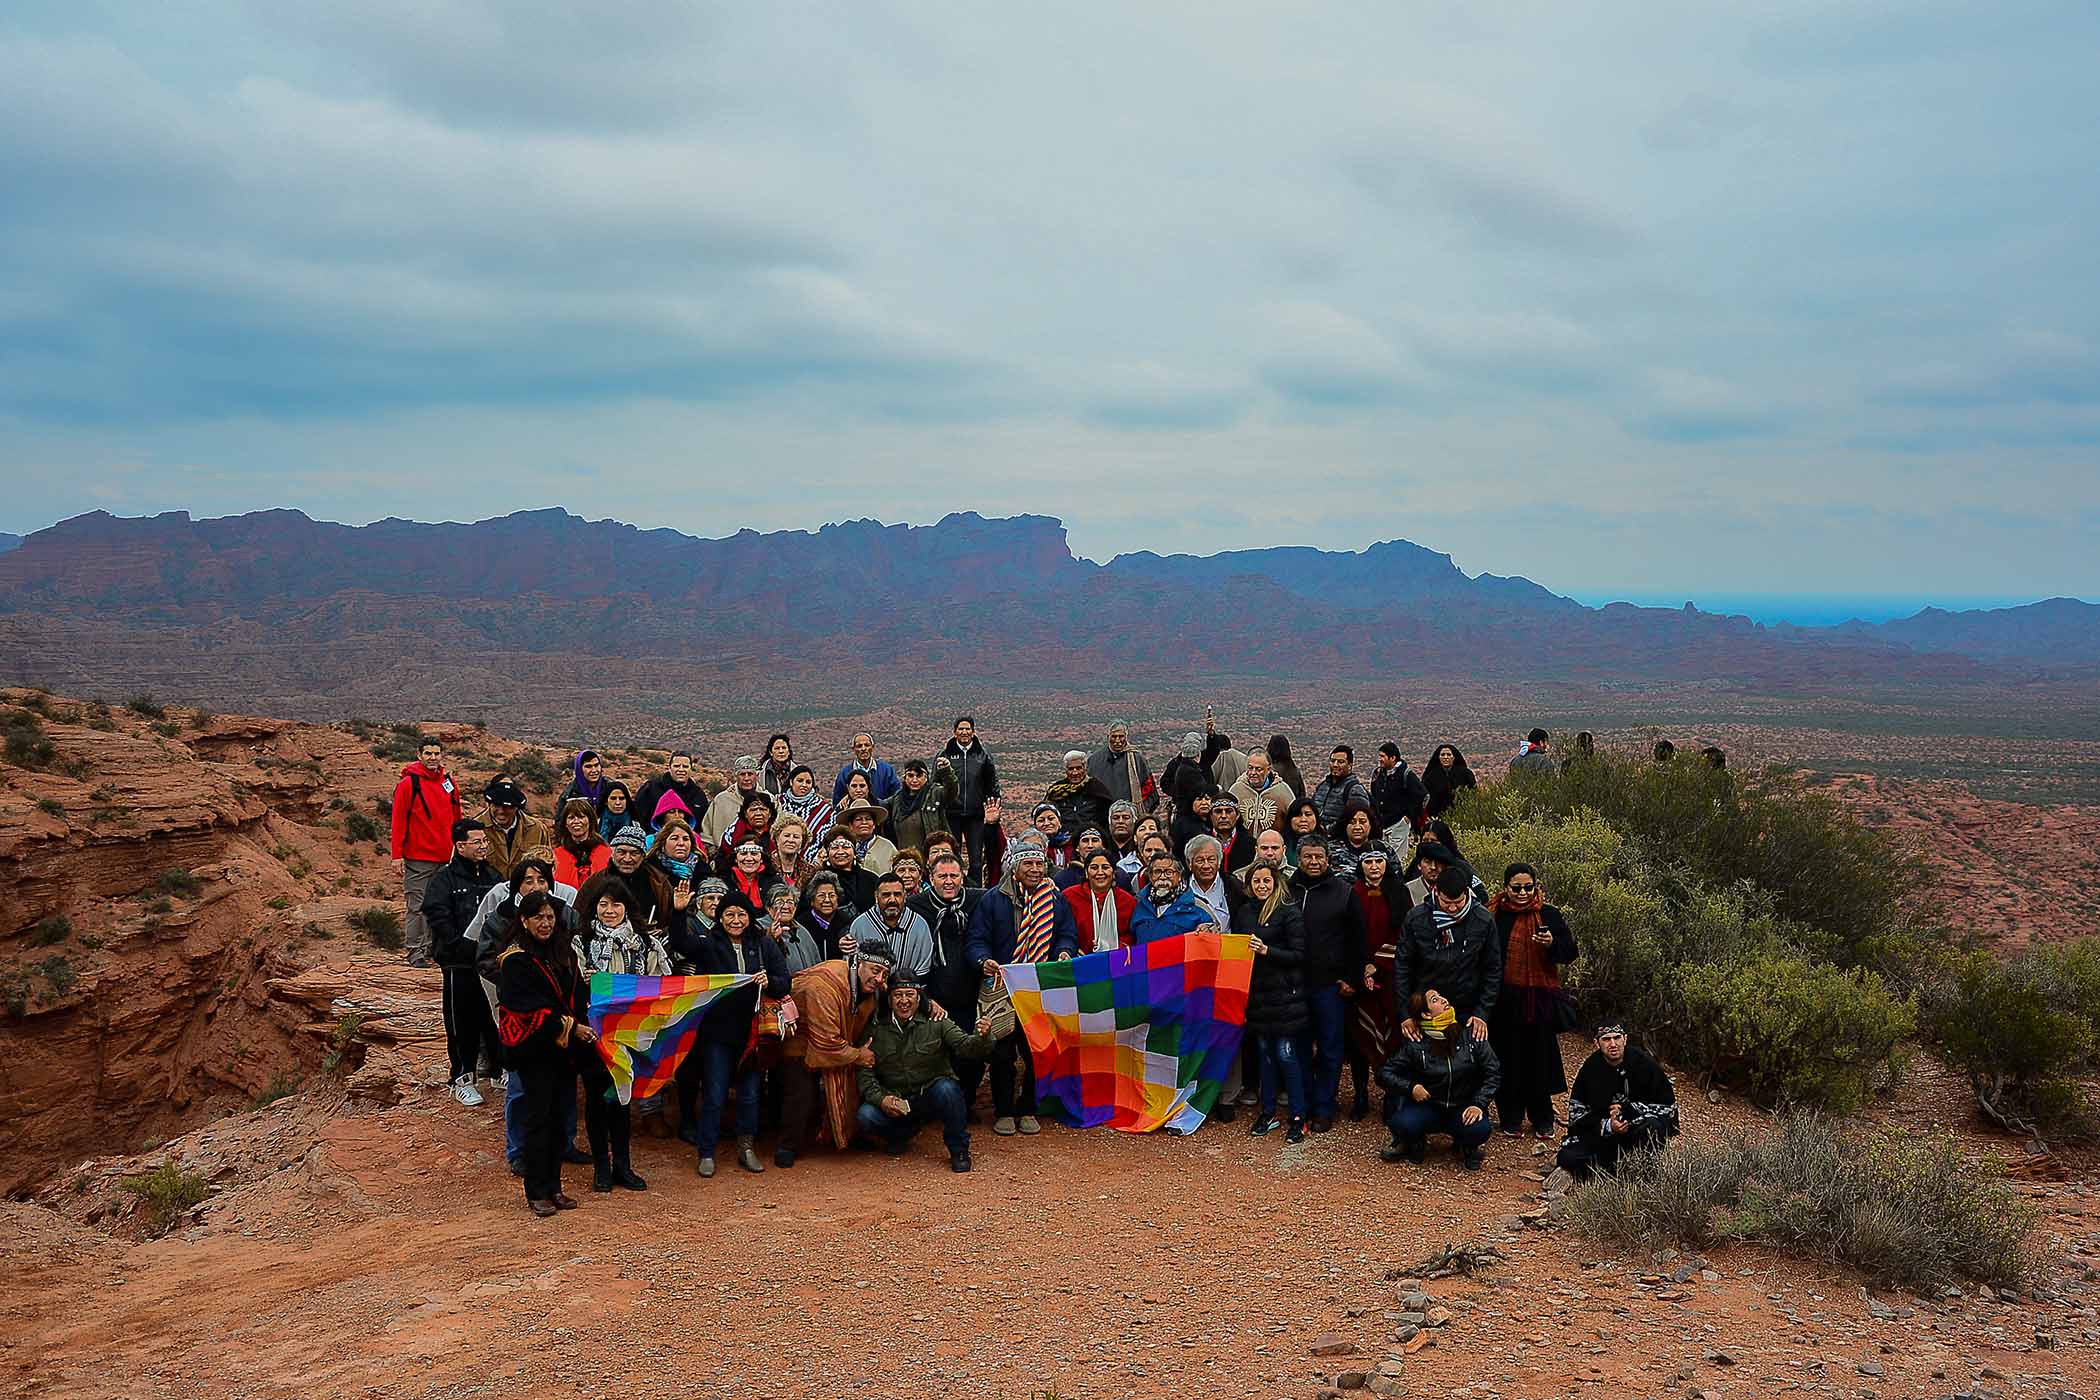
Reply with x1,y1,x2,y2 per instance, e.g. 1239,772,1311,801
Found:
1821,597,2100,666
0,534,19,555
0,508,2067,723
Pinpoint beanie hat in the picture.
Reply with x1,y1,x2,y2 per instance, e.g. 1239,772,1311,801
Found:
610,823,648,852
1180,731,1203,756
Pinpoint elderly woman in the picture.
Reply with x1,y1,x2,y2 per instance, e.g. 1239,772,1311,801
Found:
1488,862,1578,1138
770,815,819,890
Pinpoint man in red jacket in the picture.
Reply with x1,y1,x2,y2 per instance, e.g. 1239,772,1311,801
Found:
390,737,462,968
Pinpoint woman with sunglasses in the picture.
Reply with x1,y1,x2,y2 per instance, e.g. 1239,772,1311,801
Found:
1487,862,1578,1139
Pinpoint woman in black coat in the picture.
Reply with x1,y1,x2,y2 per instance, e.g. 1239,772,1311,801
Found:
1487,862,1578,1137
1421,744,1476,819
497,890,642,1215
1233,861,1311,1144
671,889,791,1177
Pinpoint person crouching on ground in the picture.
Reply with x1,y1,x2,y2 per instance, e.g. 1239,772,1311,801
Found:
1376,989,1501,1171
856,967,998,1172
497,891,634,1215
1556,1022,1679,1182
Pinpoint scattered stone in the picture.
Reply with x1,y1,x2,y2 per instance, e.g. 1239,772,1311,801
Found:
1394,1325,1420,1345
1704,1349,1735,1366
1402,1333,1433,1355
1857,1359,1884,1377
1335,1371,1369,1390
1425,1308,1453,1328
1309,1335,1357,1358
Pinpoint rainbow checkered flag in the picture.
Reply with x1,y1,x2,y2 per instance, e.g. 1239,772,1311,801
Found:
587,972,759,1105
1002,932,1254,1133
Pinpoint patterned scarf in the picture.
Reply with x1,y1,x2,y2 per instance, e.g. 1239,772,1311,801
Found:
1015,877,1059,963
1430,895,1472,947
1492,891,1564,1026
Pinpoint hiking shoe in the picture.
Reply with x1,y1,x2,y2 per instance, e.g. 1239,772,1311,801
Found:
1404,1141,1426,1165
1309,1116,1333,1134
450,1075,484,1107
1462,1148,1485,1172
1250,1116,1281,1137
993,1116,1017,1136
1285,1119,1306,1145
611,1164,649,1191
1016,1115,1041,1135
950,1150,973,1173
592,1165,614,1193
550,1192,578,1210
696,1156,716,1178
1211,1103,1237,1124
774,1146,796,1169
528,1198,559,1218
561,1146,591,1165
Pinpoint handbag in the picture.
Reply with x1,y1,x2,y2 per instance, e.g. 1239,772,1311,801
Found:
976,973,1017,1041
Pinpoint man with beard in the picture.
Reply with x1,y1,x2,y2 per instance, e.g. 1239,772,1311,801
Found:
1229,749,1294,836
1556,1023,1679,1182
846,872,934,977
1088,722,1155,814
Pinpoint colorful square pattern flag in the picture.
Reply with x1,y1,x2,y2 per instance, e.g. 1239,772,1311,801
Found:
587,971,759,1105
1002,932,1254,1133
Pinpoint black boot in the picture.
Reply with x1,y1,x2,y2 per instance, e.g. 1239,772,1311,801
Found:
611,1157,648,1191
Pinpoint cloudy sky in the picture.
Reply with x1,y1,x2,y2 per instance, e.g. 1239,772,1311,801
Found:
3,2,2097,599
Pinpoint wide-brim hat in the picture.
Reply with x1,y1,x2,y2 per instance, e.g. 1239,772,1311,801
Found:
835,798,889,826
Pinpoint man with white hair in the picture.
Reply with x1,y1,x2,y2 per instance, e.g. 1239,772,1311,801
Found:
1045,749,1114,839
1088,722,1156,814
833,733,900,803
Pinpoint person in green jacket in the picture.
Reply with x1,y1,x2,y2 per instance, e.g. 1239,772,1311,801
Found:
855,967,997,1172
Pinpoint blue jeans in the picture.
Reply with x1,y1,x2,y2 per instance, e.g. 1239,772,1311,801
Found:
1390,1101,1494,1153
506,1062,577,1165
694,1040,760,1157
1255,1030,1310,1122
854,1076,970,1156
1306,984,1347,1120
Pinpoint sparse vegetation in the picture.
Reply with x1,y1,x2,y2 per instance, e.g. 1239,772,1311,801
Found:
3,708,58,769
31,915,72,947
118,1159,210,1237
36,797,65,818
154,869,203,899
321,1012,365,1073
351,905,403,951
369,723,425,762
265,895,292,910
1564,1114,2035,1291
150,720,182,738
252,1072,301,1109
125,693,167,720
188,707,214,728
505,748,562,794
342,812,380,844
83,702,117,732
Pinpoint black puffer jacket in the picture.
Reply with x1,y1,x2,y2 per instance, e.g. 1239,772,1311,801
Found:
423,854,500,968
1376,1036,1502,1112
1233,899,1309,1036
1392,897,1504,1023
937,739,999,822
1290,870,1369,989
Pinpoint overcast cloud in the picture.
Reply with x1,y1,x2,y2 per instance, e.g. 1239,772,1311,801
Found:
2,1,2096,596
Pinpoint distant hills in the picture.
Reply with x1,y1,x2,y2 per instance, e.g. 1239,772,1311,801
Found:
0,508,2089,723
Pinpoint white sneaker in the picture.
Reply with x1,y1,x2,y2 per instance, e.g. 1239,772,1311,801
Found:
451,1074,485,1107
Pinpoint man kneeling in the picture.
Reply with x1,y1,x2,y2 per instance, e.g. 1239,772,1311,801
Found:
1556,1022,1679,1181
1376,989,1500,1170
856,968,998,1173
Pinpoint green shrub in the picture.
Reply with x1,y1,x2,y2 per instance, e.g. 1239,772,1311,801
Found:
351,905,403,950
37,955,77,996
3,709,58,769
1495,754,1917,965
188,707,214,728
84,702,117,732
321,1012,364,1073
1565,1114,2035,1291
36,797,65,818
31,915,71,947
125,693,166,720
119,1159,209,1236
252,1072,301,1109
369,724,425,762
154,869,203,898
342,812,380,844
506,748,562,794
1917,940,2100,1138
1676,946,1914,1111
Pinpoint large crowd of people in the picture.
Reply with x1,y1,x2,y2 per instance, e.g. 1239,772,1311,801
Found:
389,719,1680,1215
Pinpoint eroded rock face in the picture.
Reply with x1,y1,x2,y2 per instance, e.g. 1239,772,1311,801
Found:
0,694,530,1193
